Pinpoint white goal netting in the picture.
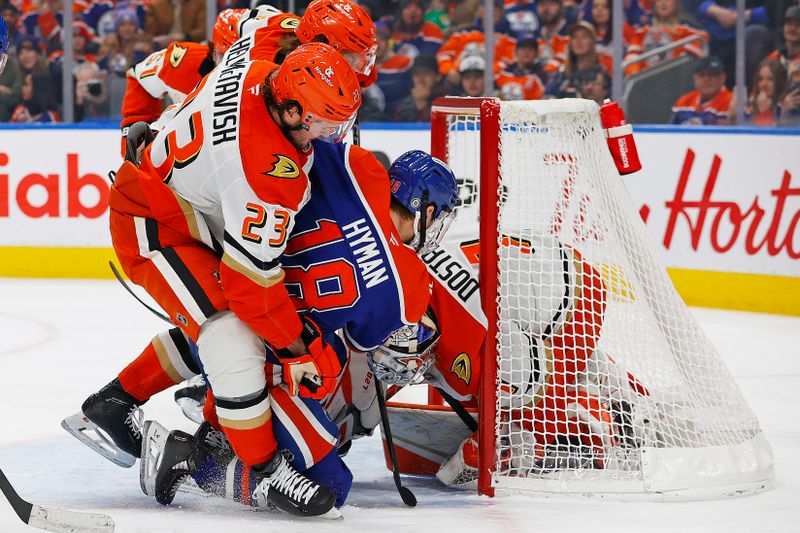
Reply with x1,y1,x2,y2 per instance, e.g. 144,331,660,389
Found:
434,98,773,499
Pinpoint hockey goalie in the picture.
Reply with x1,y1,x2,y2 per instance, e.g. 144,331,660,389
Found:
336,230,655,489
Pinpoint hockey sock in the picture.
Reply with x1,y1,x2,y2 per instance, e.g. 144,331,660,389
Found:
118,328,198,403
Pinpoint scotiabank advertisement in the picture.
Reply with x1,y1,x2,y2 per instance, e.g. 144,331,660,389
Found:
0,129,121,246
0,126,797,281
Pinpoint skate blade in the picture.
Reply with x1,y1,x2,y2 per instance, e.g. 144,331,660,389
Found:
61,412,136,468
319,507,343,521
140,420,170,496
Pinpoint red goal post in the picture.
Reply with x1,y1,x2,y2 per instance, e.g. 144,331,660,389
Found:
431,97,501,496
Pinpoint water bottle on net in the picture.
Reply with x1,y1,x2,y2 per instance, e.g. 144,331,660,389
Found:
599,99,642,175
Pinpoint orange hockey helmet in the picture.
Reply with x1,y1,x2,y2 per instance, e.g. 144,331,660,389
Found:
296,0,378,78
270,42,361,142
212,8,247,57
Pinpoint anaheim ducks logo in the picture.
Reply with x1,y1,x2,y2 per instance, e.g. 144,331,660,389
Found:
169,44,188,68
280,16,300,29
262,154,300,179
451,352,472,385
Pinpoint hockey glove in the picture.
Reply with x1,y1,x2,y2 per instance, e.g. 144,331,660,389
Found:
280,316,342,399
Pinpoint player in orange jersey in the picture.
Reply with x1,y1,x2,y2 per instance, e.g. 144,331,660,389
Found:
66,43,361,518
121,0,377,145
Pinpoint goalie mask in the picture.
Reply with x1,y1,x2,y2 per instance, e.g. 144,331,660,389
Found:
367,312,439,386
389,150,459,255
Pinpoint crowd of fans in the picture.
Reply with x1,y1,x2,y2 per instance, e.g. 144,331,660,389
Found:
0,0,798,125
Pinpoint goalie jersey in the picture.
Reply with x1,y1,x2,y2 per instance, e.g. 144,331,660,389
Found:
283,141,431,351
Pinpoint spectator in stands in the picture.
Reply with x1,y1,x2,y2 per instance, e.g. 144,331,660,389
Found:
145,0,206,49
394,53,445,122
20,0,62,51
16,36,48,78
374,21,413,119
501,0,539,40
100,7,152,116
49,21,98,65
449,0,481,34
695,1,773,90
779,64,800,125
74,60,108,121
546,21,613,98
577,64,612,104
436,0,516,86
423,0,449,32
625,0,709,75
458,53,486,96
535,0,571,65
495,34,557,100
0,51,21,121
581,0,650,28
670,55,732,125
10,72,59,122
537,0,569,40
392,0,443,58
742,58,786,125
1,3,21,50
768,5,800,72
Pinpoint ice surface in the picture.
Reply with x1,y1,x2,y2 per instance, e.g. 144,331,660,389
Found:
0,279,798,533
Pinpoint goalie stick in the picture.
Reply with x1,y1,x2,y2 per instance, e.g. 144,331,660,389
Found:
375,380,417,507
0,467,115,533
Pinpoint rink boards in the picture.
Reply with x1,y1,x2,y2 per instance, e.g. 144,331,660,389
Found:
0,123,797,315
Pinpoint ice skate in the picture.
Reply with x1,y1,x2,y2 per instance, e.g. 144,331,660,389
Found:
252,452,339,518
61,378,143,467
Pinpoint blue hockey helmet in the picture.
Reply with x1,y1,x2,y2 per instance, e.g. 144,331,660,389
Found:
0,17,8,75
389,150,459,255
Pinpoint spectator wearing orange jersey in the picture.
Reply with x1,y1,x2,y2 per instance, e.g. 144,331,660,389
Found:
767,6,800,72
436,0,516,86
670,55,732,125
496,34,557,100
625,0,708,76
743,58,786,126
545,22,613,98
392,0,443,58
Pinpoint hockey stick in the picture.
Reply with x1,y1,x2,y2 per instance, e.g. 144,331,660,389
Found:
434,387,478,432
0,468,115,533
374,380,417,507
109,261,171,324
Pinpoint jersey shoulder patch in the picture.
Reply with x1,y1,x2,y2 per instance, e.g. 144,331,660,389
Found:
239,62,309,211
158,41,212,95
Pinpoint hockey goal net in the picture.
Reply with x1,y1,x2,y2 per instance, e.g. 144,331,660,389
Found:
429,97,774,500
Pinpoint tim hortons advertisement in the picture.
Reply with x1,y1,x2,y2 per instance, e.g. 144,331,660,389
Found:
0,127,797,280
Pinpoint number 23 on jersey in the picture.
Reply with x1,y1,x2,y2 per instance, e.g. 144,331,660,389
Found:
241,202,290,248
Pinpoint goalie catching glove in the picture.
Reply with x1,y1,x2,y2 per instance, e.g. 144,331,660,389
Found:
367,310,439,386
279,316,342,399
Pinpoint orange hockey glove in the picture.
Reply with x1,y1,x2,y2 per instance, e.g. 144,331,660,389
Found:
279,316,342,400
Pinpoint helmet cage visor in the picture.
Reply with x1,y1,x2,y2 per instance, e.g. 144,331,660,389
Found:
410,203,456,256
304,111,358,144
342,45,377,76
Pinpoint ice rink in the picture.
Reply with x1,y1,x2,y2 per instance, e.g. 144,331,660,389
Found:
0,278,798,533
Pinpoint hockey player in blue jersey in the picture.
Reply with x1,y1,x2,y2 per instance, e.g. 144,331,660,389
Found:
138,147,459,515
